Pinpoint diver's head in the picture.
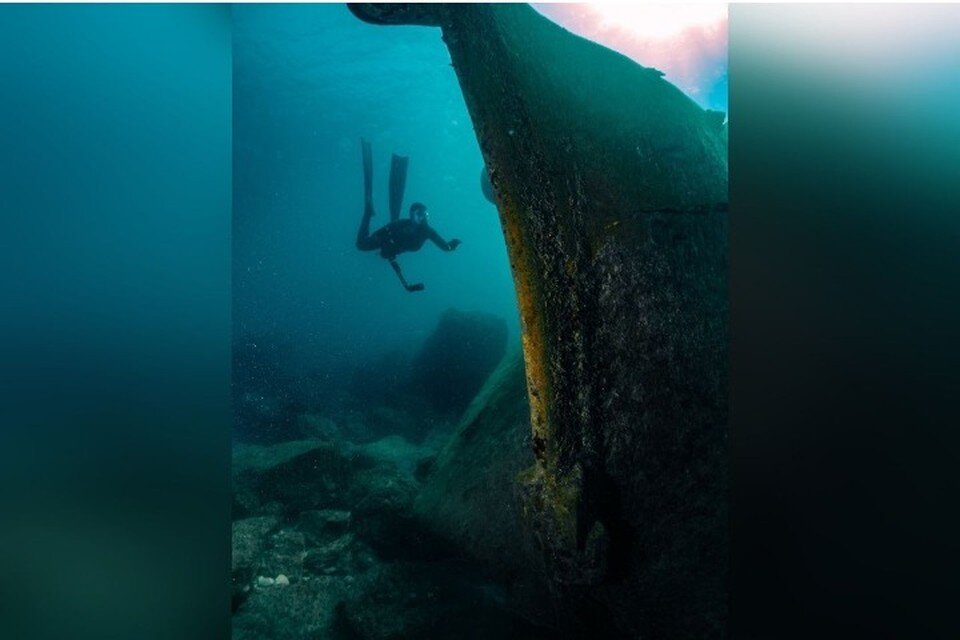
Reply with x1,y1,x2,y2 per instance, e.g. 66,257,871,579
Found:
410,202,428,225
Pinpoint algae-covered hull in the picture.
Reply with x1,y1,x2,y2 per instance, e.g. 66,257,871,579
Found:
350,3,728,637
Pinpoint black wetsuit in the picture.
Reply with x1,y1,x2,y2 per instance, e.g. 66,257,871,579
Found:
356,215,457,260
355,138,460,292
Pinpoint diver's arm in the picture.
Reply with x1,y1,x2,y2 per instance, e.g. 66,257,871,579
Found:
389,259,424,292
426,227,461,252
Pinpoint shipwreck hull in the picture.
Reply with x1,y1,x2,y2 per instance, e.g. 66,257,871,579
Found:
349,4,729,637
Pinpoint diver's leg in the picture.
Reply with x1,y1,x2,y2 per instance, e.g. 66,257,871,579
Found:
356,138,378,251
388,153,409,223
355,207,378,251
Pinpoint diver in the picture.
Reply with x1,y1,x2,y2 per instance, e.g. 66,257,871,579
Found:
355,138,461,292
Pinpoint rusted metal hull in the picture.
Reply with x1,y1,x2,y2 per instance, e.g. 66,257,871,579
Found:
349,4,728,637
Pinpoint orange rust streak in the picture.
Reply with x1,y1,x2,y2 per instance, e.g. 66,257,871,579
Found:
497,199,551,463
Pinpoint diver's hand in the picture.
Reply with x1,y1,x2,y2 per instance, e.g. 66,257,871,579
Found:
448,239,462,251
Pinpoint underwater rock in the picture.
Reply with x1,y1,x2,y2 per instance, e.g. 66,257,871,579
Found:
297,509,352,545
264,527,311,578
409,308,508,417
233,571,373,640
233,440,374,517
414,350,537,579
413,455,434,483
346,464,456,562
230,435,540,638
233,516,281,572
295,413,340,441
231,434,490,638
233,439,330,476
336,561,552,640
302,532,377,577
231,444,382,638
232,516,281,611
348,465,417,515
350,4,728,637
354,434,440,480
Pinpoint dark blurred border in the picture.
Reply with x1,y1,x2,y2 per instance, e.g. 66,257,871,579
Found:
730,5,960,638
0,6,231,640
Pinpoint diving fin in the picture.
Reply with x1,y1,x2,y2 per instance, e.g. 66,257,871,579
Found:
389,153,409,222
